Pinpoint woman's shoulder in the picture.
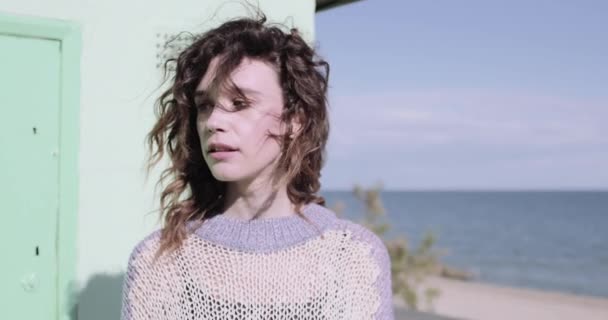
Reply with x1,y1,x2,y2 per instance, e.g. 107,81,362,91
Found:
319,213,392,278
309,203,385,243
125,228,163,267
318,208,389,263
336,217,388,252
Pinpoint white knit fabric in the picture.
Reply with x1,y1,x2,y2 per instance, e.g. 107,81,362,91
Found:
121,204,394,319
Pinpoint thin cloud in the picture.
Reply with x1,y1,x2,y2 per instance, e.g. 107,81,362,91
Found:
328,88,607,149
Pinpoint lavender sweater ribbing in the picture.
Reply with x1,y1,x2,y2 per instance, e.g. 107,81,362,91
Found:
121,202,395,319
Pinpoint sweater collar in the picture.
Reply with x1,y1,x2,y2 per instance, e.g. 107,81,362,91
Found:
191,202,338,253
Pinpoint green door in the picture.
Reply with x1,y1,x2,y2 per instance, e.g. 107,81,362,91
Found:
0,33,61,319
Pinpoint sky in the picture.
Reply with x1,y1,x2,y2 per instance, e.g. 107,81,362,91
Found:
314,0,608,191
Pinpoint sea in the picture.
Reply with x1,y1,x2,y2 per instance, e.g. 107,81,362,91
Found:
320,190,608,298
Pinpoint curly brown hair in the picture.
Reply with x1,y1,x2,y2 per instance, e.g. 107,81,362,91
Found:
146,14,331,258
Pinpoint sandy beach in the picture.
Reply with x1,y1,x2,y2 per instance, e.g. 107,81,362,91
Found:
394,277,608,320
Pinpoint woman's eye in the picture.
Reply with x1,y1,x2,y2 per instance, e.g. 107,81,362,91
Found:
196,103,211,112
233,99,248,110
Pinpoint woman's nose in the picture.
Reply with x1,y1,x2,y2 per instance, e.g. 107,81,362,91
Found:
205,101,229,133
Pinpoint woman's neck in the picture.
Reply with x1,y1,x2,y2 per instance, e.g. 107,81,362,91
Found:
222,179,296,221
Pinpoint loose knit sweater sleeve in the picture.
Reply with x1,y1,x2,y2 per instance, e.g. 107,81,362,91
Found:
120,203,395,320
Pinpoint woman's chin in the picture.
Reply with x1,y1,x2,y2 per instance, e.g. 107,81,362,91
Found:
209,168,242,182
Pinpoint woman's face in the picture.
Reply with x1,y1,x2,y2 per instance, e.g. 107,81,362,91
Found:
195,57,288,184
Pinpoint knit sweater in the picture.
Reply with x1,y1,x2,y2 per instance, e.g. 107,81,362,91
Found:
120,202,395,319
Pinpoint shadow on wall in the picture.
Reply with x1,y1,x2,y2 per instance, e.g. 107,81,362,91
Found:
69,273,125,320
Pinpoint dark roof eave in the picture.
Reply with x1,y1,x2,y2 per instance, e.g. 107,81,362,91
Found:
315,0,364,12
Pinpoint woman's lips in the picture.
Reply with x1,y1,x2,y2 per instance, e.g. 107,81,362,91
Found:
208,150,238,160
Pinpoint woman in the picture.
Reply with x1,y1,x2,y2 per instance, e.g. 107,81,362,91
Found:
121,14,394,320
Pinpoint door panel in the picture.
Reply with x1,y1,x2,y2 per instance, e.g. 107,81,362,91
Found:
0,33,61,319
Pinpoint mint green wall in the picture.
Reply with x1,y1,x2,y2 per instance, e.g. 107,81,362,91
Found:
0,12,81,320
0,1,316,319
